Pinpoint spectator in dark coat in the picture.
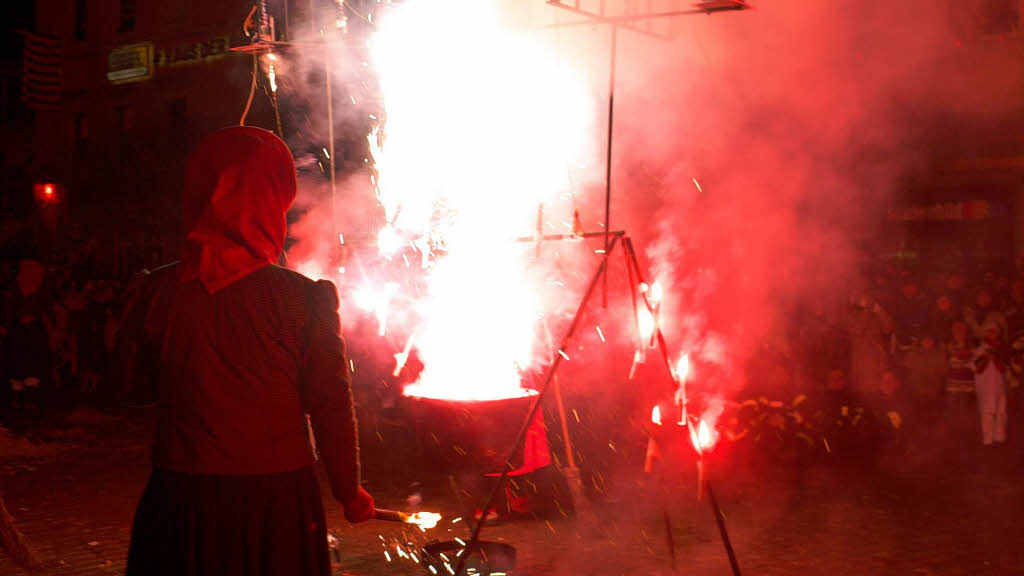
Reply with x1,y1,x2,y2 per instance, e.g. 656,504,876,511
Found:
894,278,929,347
931,295,959,345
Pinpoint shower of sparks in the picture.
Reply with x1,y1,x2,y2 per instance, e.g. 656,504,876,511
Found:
361,0,592,402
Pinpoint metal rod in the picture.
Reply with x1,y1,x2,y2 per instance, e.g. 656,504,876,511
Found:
623,238,641,349
602,24,617,308
623,237,687,421
705,480,742,576
372,508,406,523
545,2,745,25
454,235,621,576
326,229,624,250
270,90,284,137
324,36,337,243
283,0,290,40
552,374,576,468
623,240,677,373
515,230,624,243
662,509,677,572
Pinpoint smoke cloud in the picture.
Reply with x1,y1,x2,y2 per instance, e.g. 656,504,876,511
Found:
590,0,1024,389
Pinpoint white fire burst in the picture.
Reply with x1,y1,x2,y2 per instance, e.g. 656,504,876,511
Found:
366,0,593,401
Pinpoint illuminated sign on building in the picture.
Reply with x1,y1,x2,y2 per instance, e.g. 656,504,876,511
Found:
888,201,992,222
107,43,154,84
156,37,232,68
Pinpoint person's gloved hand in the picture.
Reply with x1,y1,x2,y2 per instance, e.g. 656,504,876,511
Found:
343,487,375,524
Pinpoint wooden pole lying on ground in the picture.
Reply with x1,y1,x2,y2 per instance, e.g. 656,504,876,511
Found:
551,374,587,512
0,495,41,569
705,479,741,576
662,508,677,572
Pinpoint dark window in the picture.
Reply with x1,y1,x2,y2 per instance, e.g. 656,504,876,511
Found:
74,0,87,40
0,76,10,122
75,113,89,142
116,105,135,132
119,0,137,33
168,97,186,122
167,98,186,139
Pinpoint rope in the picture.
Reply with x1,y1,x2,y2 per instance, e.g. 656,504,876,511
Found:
239,55,257,126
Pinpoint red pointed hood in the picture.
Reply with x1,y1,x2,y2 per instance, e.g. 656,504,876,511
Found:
180,127,296,293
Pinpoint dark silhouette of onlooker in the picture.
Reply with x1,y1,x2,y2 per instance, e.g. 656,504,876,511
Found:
946,320,976,441
903,334,947,424
848,291,894,398
894,278,929,347
931,295,959,344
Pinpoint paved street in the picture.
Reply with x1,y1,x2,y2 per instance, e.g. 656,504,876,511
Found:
2,406,1023,575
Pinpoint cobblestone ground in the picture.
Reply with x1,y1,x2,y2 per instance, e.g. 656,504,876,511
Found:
2,407,1023,575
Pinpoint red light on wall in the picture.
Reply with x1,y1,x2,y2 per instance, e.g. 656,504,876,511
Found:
34,182,62,206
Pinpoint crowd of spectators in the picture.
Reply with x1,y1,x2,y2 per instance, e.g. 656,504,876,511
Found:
0,254,125,411
3,240,1020,464
738,261,1022,462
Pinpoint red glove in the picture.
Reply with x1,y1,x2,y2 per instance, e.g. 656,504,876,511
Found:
343,487,375,524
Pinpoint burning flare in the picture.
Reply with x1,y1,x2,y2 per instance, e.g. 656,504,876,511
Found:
373,508,443,531
404,511,442,530
690,418,717,452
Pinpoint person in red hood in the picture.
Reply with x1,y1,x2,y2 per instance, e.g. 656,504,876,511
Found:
120,127,374,576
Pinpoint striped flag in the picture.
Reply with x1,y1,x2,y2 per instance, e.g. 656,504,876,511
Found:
20,31,62,111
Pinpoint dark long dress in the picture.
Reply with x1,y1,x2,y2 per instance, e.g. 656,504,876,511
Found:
126,467,330,576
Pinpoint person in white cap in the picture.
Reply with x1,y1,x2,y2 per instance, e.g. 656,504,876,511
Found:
973,320,1010,446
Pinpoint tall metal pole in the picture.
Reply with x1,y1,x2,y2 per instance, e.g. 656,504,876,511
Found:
283,0,290,39
602,24,617,307
324,33,337,242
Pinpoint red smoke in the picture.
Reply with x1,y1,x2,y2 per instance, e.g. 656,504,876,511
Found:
594,0,1024,390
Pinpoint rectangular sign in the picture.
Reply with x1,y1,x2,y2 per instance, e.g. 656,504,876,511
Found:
887,201,992,222
107,43,154,84
156,37,232,68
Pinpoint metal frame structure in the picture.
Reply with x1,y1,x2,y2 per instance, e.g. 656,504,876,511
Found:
452,231,743,575
544,0,748,306
456,4,752,573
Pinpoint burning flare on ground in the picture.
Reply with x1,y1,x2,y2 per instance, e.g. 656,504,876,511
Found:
691,419,714,451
